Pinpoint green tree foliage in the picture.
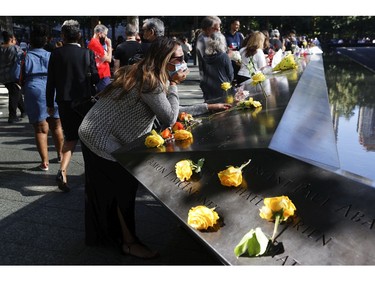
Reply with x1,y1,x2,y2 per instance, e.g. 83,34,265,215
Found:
5,16,375,46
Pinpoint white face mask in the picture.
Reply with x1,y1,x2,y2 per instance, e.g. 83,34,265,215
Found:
168,62,188,78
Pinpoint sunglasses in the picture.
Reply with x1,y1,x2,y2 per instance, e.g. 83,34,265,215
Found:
170,55,184,63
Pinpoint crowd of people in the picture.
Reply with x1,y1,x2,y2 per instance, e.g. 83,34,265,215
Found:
0,16,320,259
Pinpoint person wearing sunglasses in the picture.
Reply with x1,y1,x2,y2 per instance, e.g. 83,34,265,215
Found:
79,37,189,259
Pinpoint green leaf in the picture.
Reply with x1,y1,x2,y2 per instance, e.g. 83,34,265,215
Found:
254,227,269,256
234,227,269,257
234,229,256,257
194,158,205,173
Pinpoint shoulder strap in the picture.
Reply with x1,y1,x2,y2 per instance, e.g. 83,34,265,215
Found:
85,49,99,98
86,49,91,74
19,51,26,85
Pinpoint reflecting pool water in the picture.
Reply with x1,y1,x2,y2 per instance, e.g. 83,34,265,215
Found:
324,52,375,186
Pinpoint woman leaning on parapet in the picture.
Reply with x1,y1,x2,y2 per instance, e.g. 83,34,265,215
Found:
78,37,190,259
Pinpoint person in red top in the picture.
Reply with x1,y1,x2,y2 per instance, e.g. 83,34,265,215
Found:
88,24,112,92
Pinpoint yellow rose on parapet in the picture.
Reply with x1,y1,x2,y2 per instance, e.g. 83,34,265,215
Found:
144,129,164,148
187,205,219,231
218,166,243,187
251,72,266,86
251,100,262,108
217,159,251,187
174,129,193,140
221,82,232,91
175,160,193,181
272,54,297,71
259,195,296,222
237,98,262,109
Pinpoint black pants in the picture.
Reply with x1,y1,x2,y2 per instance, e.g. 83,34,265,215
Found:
81,142,139,246
5,82,25,120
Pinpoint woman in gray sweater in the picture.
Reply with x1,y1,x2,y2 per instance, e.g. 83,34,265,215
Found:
79,37,187,259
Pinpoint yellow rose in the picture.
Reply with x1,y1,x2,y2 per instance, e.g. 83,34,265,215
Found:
239,98,262,109
175,160,193,181
251,72,266,86
238,99,253,109
221,82,232,91
217,159,251,187
272,54,297,71
250,100,262,108
144,129,164,148
259,195,296,222
226,95,234,104
187,205,219,230
174,129,193,140
218,166,243,187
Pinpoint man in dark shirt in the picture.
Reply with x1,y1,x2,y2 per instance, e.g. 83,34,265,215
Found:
113,23,142,71
224,19,244,84
224,19,244,51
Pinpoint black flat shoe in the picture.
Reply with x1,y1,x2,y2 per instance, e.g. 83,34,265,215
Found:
121,241,159,260
56,170,70,192
8,117,22,124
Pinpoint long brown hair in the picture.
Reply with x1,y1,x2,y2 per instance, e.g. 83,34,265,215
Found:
101,37,179,98
245,31,265,57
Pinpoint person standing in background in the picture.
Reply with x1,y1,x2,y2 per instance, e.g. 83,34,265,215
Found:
0,31,26,123
225,19,244,84
113,23,142,72
200,32,234,102
21,23,64,171
88,24,112,92
46,19,99,192
285,29,298,53
237,31,268,84
180,36,192,63
127,18,165,65
195,16,222,82
224,19,244,51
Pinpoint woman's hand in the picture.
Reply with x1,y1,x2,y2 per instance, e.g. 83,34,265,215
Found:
170,68,190,84
207,103,232,112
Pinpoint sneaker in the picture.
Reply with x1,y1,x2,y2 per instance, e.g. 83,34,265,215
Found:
8,117,22,124
38,163,49,171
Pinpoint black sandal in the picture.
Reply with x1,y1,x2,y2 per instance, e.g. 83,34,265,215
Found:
56,170,70,193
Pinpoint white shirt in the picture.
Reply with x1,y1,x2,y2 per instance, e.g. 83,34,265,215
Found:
237,48,267,78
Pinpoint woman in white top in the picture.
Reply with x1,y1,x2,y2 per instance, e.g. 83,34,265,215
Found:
237,31,268,84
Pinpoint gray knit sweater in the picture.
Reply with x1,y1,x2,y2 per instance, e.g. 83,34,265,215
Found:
79,84,180,161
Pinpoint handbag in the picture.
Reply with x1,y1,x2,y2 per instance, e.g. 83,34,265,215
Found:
71,50,98,117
